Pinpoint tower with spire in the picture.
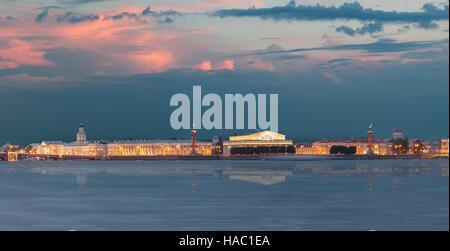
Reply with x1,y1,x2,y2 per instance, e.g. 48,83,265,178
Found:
76,123,87,145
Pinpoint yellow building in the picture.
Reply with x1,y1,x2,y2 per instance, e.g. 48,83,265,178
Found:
28,124,107,157
223,131,293,155
29,141,107,157
27,124,213,158
29,141,64,155
107,140,212,156
296,139,389,155
62,143,107,157
295,143,315,155
29,140,212,157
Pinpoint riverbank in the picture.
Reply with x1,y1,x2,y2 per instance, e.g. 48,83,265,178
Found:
3,153,448,161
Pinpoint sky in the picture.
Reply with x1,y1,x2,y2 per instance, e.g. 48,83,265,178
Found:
0,0,448,145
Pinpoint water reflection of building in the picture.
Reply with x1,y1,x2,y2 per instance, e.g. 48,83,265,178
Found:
224,169,292,185
76,173,87,190
28,160,446,191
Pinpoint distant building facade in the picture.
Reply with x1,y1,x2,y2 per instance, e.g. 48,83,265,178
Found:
29,140,107,157
296,139,389,155
223,131,293,155
393,128,403,139
107,140,212,156
28,124,213,157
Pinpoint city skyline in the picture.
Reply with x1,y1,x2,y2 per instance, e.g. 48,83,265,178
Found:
2,123,447,162
2,121,447,147
0,0,449,144
0,120,448,146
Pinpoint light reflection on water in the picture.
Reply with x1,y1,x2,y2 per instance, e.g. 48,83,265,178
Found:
0,159,448,230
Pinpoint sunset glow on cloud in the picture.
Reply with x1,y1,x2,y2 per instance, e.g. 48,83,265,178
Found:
0,0,448,82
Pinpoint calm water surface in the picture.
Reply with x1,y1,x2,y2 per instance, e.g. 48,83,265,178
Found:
0,159,448,230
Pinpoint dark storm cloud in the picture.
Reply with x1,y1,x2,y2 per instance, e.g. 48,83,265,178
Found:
319,58,352,69
142,7,181,17
238,38,449,56
141,6,182,24
273,54,306,60
213,1,449,24
103,12,140,21
416,21,440,29
35,9,49,23
336,21,383,36
0,16,15,23
157,17,175,24
57,12,99,23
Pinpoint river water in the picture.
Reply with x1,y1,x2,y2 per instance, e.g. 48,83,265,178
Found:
0,159,448,230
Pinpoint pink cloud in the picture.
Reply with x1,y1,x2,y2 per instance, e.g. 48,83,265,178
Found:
215,59,234,70
194,59,234,71
195,60,213,70
0,11,218,74
0,39,53,69
0,61,19,70
127,51,174,73
356,55,389,62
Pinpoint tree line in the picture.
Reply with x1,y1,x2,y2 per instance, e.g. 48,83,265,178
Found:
230,146,296,155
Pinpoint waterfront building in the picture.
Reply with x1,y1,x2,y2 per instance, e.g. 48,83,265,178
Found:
62,142,107,157
29,140,107,157
106,140,212,156
29,141,64,155
222,131,293,155
1,142,19,153
75,123,87,145
27,124,213,157
295,143,314,155
393,128,403,139
296,139,389,155
28,123,107,157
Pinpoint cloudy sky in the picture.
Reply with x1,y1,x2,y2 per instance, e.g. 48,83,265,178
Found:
0,0,448,145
